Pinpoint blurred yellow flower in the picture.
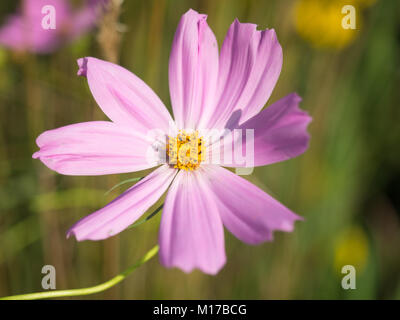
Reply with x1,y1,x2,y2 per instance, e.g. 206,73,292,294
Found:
334,226,369,273
293,0,368,49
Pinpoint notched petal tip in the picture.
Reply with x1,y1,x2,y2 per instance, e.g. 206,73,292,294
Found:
77,57,88,76
265,214,304,242
32,131,47,159
284,213,304,230
232,17,258,32
291,92,302,102
66,230,73,239
66,219,113,242
161,257,226,276
185,8,199,15
184,8,205,18
67,227,94,242
287,92,312,123
296,214,305,222
180,8,208,27
232,18,279,37
181,9,208,33
66,228,84,241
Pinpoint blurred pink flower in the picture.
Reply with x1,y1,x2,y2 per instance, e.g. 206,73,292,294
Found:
33,9,311,274
0,0,107,53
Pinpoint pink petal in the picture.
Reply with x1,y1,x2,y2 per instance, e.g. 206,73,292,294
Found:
168,9,219,129
211,93,311,167
0,0,105,53
0,15,29,52
77,57,173,134
0,14,59,53
159,169,226,274
208,19,283,129
33,121,161,175
202,165,303,244
67,165,177,241
0,0,72,53
71,0,108,38
22,0,71,20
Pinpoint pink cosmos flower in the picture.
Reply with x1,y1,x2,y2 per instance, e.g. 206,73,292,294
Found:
0,0,107,53
33,9,311,274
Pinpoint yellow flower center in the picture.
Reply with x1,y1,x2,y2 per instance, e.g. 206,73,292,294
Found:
166,130,205,171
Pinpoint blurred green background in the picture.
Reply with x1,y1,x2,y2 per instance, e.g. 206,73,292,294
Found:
0,0,399,299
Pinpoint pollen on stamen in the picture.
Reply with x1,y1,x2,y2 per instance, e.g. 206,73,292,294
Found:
166,130,205,171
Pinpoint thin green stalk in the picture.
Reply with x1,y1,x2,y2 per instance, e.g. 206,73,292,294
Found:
0,245,159,300
104,177,143,196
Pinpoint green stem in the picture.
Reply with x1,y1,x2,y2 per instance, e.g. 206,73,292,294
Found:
0,245,159,300
104,177,143,196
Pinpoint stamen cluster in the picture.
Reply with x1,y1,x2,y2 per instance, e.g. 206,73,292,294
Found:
166,130,204,171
